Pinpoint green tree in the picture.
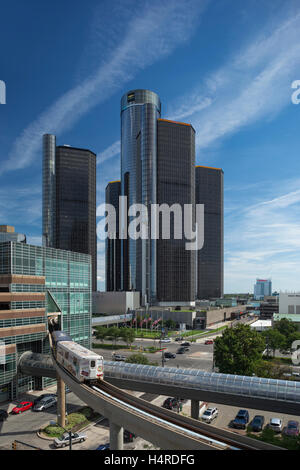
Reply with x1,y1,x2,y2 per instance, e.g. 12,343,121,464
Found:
214,324,265,376
285,331,300,353
262,329,285,357
95,326,108,344
119,328,136,348
106,326,120,347
125,353,151,365
274,318,297,337
165,319,176,330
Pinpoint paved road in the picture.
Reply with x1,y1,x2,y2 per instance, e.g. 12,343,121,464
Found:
0,389,86,449
92,338,214,371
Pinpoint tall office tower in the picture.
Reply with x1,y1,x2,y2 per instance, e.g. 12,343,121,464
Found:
42,135,97,291
254,279,272,300
156,119,196,304
195,166,224,299
120,90,195,305
105,181,121,291
121,90,161,303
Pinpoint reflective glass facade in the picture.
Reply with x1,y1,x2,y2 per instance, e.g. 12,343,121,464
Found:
0,242,91,401
42,137,97,291
121,90,161,303
105,181,121,291
157,120,196,302
195,166,224,299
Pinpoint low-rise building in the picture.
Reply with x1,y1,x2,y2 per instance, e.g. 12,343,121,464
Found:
92,291,140,316
279,293,300,315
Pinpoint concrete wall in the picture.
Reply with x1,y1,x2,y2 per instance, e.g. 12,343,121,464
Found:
196,306,246,327
92,291,140,315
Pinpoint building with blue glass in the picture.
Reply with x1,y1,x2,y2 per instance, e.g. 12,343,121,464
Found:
0,241,91,402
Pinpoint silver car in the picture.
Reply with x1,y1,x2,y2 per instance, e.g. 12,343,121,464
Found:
33,396,57,411
201,407,219,423
269,418,283,433
53,432,87,448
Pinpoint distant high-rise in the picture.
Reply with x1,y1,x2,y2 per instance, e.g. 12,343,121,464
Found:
195,166,224,299
0,225,26,243
105,181,121,291
119,90,195,305
254,279,272,300
42,135,97,291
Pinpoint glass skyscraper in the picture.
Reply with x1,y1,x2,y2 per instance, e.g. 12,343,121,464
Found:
119,90,196,305
42,135,97,291
105,181,121,292
121,90,161,303
195,166,224,299
0,241,91,402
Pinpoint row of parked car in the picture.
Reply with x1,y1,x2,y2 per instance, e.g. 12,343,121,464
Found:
231,409,299,436
0,393,58,418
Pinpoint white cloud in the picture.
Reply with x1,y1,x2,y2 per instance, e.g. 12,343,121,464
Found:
1,0,207,176
97,141,120,165
164,9,300,152
225,178,300,293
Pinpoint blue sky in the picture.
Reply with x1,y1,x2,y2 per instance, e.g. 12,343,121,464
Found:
1,0,300,293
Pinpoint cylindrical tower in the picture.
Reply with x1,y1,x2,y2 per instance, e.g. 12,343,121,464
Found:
120,90,161,304
42,134,56,247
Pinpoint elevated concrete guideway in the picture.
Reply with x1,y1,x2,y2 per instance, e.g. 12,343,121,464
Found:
19,353,300,416
92,314,133,327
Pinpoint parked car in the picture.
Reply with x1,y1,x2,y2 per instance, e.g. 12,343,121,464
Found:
124,430,135,443
204,339,214,345
33,396,57,411
113,354,126,362
162,397,182,411
176,347,186,354
181,341,190,347
232,409,249,429
164,352,176,359
53,432,87,448
175,337,183,342
269,418,283,433
11,401,33,414
0,409,8,421
201,407,218,423
33,393,57,406
283,420,299,437
97,443,110,450
250,415,265,432
160,338,171,343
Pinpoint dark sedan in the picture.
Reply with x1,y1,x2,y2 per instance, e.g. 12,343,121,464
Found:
250,415,265,432
164,352,176,359
0,409,8,421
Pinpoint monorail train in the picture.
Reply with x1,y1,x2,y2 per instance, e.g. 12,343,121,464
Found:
52,331,104,383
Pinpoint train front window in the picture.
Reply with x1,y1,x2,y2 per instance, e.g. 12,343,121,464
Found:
90,360,95,368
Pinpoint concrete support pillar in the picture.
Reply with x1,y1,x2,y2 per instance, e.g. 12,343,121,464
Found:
191,399,199,420
56,374,66,427
110,421,123,450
